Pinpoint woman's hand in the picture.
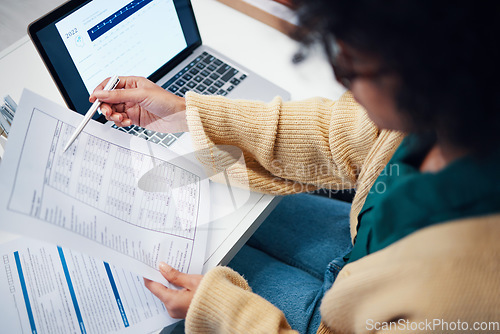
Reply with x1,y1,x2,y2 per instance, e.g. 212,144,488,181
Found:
144,262,203,319
90,76,188,133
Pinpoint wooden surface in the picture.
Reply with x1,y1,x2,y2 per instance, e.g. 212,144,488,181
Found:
0,0,66,51
217,0,297,37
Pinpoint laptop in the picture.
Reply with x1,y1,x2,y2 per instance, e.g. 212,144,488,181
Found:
28,0,290,148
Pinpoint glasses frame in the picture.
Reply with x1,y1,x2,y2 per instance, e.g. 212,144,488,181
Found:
323,35,391,89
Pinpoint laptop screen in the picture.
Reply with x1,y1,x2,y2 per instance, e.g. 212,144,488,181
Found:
29,0,201,120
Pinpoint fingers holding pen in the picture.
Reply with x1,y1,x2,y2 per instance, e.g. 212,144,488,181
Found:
91,77,148,105
90,75,138,99
98,103,114,118
107,111,133,128
89,75,185,130
96,102,128,126
88,77,125,124
111,115,132,127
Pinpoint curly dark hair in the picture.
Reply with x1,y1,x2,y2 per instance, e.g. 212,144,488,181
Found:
293,0,500,154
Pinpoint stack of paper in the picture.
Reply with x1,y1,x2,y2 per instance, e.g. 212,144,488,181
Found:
0,95,17,136
0,90,211,333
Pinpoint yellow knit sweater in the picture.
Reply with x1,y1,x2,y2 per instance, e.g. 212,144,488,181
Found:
183,92,500,333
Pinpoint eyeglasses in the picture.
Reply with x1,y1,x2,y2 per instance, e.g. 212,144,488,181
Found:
323,35,391,89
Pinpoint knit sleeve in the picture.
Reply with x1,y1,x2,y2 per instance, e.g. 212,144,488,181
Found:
185,91,378,195
185,266,297,334
319,215,500,334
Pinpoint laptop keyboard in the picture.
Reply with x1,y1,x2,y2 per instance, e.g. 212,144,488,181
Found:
162,51,247,98
112,51,247,148
112,123,184,148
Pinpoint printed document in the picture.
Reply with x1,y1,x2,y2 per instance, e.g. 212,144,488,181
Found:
0,237,178,333
0,90,210,285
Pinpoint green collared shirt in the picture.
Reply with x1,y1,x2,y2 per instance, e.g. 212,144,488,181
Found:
348,134,500,263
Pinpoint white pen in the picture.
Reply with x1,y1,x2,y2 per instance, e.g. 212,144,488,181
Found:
63,75,120,152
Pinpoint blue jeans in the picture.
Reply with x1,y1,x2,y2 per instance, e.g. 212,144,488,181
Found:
228,193,352,334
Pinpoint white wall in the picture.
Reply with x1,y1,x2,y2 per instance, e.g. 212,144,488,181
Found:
0,0,66,51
